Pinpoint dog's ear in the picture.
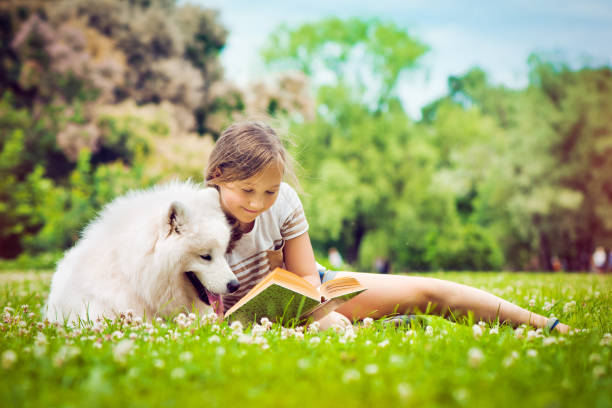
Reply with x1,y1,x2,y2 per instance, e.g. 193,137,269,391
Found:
167,201,189,235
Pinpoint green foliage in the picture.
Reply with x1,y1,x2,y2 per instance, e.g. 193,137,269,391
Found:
267,17,611,272
0,92,154,258
0,0,228,260
272,18,505,271
263,17,428,109
24,150,150,254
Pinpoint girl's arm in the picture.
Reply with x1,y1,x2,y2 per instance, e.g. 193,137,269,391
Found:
283,231,321,287
283,232,352,329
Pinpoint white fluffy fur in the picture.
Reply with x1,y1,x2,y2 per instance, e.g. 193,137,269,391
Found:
45,181,236,324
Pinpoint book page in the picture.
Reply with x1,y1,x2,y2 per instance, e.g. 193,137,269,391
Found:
319,276,366,299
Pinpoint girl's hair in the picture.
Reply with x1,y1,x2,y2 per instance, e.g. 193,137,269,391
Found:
206,121,299,248
205,121,298,187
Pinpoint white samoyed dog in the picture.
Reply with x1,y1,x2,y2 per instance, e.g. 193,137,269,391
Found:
45,181,240,324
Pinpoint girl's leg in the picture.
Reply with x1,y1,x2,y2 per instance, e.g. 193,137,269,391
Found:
334,272,569,333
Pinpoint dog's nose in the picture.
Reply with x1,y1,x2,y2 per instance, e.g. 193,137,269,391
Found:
227,279,240,293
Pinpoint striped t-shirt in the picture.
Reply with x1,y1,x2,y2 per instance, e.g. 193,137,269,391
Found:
222,182,308,310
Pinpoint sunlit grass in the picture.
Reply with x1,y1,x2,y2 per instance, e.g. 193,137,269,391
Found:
1,271,610,408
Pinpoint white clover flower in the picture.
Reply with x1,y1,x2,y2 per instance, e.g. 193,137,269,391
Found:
600,333,611,346
297,358,311,370
389,354,404,365
208,334,220,343
593,365,606,378
170,367,186,380
563,301,576,314
503,351,519,367
215,346,225,356
1,350,17,369
362,317,374,328
252,336,268,346
542,337,557,346
454,388,469,402
342,369,361,383
397,383,412,399
230,321,243,333
111,330,124,340
330,323,346,334
527,330,537,341
133,316,143,326
251,324,267,337
199,313,217,326
309,337,321,345
259,317,272,329
113,339,134,364
364,364,379,375
529,298,536,308
589,353,601,363
468,348,484,368
33,344,47,358
405,329,415,337
52,346,80,367
514,327,525,339
489,326,499,335
543,302,554,312
425,326,434,336
342,328,356,342
307,321,320,334
179,351,193,362
129,332,138,340
153,359,165,369
188,313,196,321
35,332,48,346
478,321,486,327
472,324,483,339
378,339,390,348
155,317,164,325
526,349,538,357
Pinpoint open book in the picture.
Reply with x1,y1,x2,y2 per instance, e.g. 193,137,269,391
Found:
224,267,367,325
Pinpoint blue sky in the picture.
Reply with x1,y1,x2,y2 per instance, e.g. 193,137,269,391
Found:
186,0,612,118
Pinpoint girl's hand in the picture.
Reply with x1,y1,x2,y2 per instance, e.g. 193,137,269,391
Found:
316,311,351,331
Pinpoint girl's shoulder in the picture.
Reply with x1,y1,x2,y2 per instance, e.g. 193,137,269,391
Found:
276,182,302,209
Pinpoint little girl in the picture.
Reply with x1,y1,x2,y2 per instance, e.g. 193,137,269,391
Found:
206,121,569,333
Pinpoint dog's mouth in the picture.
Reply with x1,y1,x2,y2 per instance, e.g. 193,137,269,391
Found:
185,272,223,318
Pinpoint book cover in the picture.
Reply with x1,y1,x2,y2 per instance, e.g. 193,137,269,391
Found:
224,268,367,325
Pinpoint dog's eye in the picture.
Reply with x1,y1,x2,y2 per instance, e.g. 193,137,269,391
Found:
200,254,212,261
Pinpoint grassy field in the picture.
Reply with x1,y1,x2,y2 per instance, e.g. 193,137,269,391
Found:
1,271,611,408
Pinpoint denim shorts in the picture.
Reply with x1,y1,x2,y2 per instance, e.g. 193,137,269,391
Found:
317,264,338,283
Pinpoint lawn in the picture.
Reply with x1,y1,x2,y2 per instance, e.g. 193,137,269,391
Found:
1,271,610,408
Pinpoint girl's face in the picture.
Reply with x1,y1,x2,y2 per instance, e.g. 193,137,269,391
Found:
217,164,282,230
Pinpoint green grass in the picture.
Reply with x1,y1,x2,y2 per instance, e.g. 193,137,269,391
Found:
1,271,611,408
